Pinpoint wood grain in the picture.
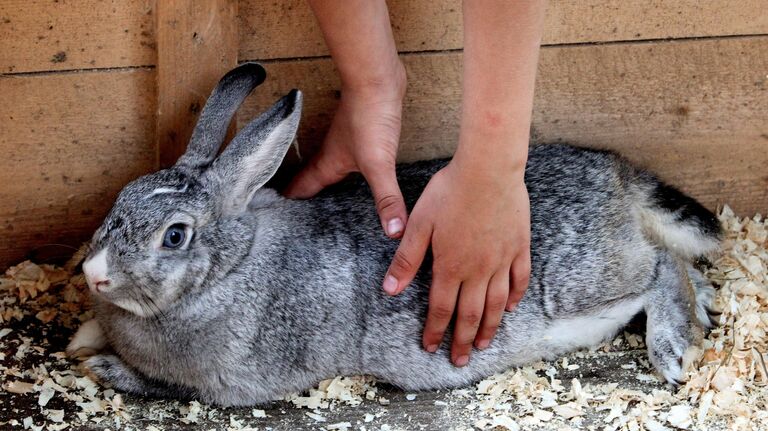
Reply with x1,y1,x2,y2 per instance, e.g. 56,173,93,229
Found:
155,0,238,168
2,2,766,270
4,1,767,74
0,70,157,268
239,36,768,215
238,0,768,60
0,0,156,73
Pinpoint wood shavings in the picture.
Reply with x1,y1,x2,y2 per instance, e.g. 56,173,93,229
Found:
45,409,65,423
665,405,692,429
3,380,34,394
305,411,327,422
179,400,202,424
552,403,583,419
1,207,766,430
2,261,51,302
327,421,353,430
282,375,377,409
34,309,57,323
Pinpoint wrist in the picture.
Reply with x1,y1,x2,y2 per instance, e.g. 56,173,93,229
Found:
340,56,407,100
453,129,529,182
450,151,527,188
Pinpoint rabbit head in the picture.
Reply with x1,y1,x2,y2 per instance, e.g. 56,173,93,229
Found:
82,63,303,317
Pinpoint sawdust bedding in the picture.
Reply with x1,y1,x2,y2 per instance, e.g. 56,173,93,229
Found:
0,206,766,430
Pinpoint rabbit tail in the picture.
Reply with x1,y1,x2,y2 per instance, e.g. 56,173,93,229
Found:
634,177,722,259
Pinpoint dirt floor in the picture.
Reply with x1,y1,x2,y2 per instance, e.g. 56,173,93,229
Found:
1,206,766,430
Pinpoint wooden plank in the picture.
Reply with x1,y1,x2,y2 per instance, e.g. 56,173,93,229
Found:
238,0,768,60
3,0,767,74
155,0,238,168
0,70,156,269
238,0,462,60
0,0,156,73
239,37,768,216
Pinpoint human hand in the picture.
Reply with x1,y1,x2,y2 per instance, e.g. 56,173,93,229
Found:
382,155,531,367
284,64,409,238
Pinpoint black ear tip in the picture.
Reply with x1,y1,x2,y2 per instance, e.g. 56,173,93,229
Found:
281,89,303,113
222,62,267,87
287,89,302,100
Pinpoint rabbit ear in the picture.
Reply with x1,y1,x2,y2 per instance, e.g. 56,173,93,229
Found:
205,90,302,215
175,62,267,169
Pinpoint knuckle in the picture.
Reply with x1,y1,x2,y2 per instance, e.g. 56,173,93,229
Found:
486,293,508,313
390,251,416,275
429,304,454,322
454,332,475,347
513,271,531,287
435,261,462,280
477,261,496,274
375,194,402,215
460,310,483,328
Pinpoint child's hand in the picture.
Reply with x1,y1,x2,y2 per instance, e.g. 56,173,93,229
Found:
284,61,408,239
382,153,531,366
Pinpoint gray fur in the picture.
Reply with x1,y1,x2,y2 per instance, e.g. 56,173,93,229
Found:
77,63,722,407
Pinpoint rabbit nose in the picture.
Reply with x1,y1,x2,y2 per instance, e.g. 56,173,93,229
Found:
92,279,111,293
83,248,110,292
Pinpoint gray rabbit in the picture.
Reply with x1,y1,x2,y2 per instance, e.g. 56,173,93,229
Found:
67,63,722,407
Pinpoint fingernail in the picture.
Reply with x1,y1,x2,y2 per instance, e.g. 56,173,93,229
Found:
476,339,490,350
425,344,438,353
383,275,399,295
454,355,469,367
386,218,404,236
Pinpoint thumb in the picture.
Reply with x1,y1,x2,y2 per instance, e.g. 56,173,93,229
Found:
284,152,349,199
383,212,432,296
364,164,409,239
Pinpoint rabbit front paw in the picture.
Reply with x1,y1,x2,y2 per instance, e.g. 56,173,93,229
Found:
67,319,107,359
85,354,194,399
85,354,162,397
85,355,132,389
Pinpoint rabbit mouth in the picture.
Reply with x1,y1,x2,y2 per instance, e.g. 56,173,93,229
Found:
95,285,165,318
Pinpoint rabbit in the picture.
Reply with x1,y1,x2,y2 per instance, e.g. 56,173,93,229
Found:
67,62,722,407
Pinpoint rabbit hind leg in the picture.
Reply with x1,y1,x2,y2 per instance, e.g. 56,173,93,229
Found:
686,263,721,329
643,252,704,386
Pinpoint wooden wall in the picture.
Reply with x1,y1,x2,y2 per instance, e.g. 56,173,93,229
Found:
1,0,766,268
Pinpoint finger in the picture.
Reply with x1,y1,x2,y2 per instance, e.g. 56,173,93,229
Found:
422,272,460,354
383,212,432,296
283,152,348,199
363,163,409,239
450,279,488,367
507,250,532,311
474,270,510,350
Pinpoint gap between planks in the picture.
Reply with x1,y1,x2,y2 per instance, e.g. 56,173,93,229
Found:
2,33,766,77
249,32,768,64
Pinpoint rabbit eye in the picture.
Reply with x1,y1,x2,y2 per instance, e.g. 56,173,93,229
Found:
162,224,187,249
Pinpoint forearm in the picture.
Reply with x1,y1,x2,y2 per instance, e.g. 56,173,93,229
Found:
307,0,405,93
455,1,546,177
